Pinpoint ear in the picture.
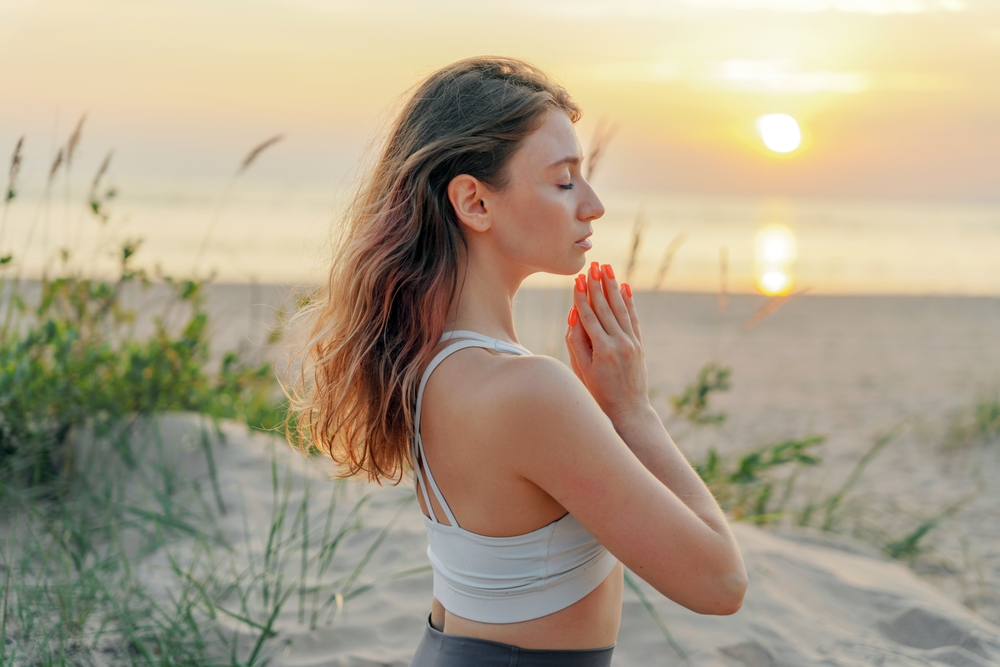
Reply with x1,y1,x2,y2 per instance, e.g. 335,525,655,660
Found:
447,174,493,234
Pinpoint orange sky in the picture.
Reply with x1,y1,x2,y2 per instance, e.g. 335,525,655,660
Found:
2,0,1000,201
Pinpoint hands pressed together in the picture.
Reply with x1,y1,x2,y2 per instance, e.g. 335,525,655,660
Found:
565,262,651,426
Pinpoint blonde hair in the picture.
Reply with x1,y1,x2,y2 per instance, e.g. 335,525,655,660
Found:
284,56,581,484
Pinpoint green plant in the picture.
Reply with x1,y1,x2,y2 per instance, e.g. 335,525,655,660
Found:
670,362,731,426
0,258,284,486
0,128,415,665
883,492,976,560
946,392,1000,449
816,424,902,532
695,435,825,524
0,419,420,666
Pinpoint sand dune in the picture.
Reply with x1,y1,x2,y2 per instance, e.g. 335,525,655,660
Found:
112,413,1000,666
31,286,997,665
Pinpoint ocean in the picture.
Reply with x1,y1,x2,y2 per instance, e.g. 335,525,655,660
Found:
2,183,998,295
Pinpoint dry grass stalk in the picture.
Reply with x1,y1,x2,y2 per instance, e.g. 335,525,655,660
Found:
65,113,87,167
654,231,687,290
192,134,285,276
6,137,23,204
717,245,728,315
239,134,285,174
624,211,646,284
48,148,64,186
88,150,114,202
584,118,620,182
744,287,810,332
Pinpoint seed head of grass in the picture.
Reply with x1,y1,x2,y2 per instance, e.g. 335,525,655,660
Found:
65,113,87,166
654,231,687,291
625,212,646,284
6,136,23,204
584,118,619,182
718,245,729,316
47,148,64,186
239,134,285,174
744,288,810,332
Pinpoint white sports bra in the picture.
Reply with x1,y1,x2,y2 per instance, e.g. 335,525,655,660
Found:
411,330,619,624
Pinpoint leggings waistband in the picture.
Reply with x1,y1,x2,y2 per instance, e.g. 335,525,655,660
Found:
409,614,615,667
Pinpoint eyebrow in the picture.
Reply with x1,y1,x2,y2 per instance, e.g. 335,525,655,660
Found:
547,155,583,169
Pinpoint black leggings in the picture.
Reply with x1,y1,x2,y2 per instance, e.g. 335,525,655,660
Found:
408,614,615,666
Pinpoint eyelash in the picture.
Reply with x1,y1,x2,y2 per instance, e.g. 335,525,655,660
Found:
558,182,574,190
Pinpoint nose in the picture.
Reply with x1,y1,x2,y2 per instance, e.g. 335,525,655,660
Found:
580,181,605,222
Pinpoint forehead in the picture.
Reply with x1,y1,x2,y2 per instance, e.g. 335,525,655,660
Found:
514,109,581,170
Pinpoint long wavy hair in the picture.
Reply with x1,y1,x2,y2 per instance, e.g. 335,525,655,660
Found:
282,57,582,484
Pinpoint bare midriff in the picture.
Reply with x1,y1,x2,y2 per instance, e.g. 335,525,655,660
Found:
430,559,623,650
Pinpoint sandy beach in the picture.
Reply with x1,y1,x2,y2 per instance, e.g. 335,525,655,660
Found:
6,283,999,666
216,283,1000,600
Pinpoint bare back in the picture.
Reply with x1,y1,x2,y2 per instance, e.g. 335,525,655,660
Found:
415,344,624,649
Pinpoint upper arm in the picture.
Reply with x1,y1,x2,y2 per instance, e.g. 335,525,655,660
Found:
496,356,739,613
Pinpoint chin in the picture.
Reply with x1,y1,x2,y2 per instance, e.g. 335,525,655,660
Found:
527,250,588,277
568,252,589,274
552,254,587,276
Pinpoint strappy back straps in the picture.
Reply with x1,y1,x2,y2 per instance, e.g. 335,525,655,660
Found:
412,331,531,528
440,330,532,356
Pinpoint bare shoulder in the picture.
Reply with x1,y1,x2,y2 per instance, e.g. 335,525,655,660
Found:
482,354,630,484
489,354,592,408
428,349,639,511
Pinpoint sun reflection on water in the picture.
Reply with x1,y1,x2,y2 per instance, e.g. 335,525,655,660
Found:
755,224,797,295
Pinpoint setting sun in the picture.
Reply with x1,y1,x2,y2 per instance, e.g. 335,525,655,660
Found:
756,114,802,153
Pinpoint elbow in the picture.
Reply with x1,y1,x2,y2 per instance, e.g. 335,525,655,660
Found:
710,588,746,616
711,567,749,615
693,565,748,616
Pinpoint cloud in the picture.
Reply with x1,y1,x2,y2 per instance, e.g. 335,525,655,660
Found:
592,61,684,83
282,0,972,16
593,59,872,94
678,0,966,13
710,60,870,94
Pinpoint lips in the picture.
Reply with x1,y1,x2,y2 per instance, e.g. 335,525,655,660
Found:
575,233,593,250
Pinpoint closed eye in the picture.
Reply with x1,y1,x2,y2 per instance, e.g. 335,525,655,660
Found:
558,183,574,190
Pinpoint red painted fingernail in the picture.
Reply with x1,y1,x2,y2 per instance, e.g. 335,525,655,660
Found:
603,264,615,280
575,275,587,292
590,262,601,280
567,306,578,327
623,283,632,298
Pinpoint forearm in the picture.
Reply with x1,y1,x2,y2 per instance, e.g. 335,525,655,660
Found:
612,405,732,536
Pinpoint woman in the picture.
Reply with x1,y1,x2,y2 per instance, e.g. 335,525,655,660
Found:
289,56,747,666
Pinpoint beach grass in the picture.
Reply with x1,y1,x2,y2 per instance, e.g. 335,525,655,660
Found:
944,392,1000,450
664,360,983,577
0,130,416,665
0,414,416,666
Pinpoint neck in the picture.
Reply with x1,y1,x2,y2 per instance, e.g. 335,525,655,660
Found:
445,245,525,345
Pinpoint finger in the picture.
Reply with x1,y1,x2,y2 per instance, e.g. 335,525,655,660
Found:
565,305,593,371
567,305,586,349
568,304,592,349
620,283,642,343
573,273,610,345
565,331,586,382
599,264,635,338
586,261,618,337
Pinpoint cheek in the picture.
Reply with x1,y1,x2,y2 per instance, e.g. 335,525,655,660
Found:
505,187,572,246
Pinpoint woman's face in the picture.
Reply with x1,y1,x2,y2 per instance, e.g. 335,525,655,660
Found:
485,109,605,277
